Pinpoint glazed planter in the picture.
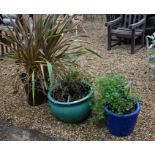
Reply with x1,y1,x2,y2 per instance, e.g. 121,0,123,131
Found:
48,84,94,123
104,102,140,137
20,73,46,106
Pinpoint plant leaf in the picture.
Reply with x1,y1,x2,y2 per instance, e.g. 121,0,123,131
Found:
85,48,102,58
46,61,53,89
32,71,35,105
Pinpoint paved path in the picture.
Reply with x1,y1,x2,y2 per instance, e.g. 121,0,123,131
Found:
0,119,64,141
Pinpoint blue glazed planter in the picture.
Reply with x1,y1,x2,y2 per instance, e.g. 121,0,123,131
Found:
104,102,140,137
48,84,94,123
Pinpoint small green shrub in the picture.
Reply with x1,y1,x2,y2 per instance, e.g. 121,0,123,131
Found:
91,73,140,124
52,69,92,102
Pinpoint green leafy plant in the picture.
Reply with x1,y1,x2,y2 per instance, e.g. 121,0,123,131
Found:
2,14,100,105
52,69,92,102
91,73,140,124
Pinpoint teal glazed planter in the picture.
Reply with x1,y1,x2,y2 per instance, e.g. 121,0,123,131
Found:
48,84,94,123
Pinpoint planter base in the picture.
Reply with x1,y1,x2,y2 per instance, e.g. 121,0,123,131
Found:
20,73,46,106
104,102,140,137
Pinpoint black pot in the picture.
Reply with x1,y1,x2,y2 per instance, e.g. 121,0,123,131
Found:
20,73,27,83
20,73,46,106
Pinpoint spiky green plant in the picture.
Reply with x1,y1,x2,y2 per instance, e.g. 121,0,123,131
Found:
2,14,100,105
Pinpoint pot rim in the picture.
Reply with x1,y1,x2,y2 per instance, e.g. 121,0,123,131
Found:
48,83,94,105
104,102,140,118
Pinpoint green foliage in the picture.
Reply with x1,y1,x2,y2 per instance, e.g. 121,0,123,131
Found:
91,73,140,124
53,69,91,102
2,15,100,104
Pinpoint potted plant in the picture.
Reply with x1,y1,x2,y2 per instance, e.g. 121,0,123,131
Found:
48,70,94,123
92,73,141,137
3,14,100,106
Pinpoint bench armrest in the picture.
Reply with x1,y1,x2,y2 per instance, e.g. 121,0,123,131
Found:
129,18,146,29
105,15,122,27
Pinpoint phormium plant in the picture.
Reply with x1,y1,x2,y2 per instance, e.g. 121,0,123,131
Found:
2,14,100,105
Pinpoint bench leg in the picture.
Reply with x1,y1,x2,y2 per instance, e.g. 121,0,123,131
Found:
131,39,135,54
107,28,111,50
131,30,136,54
0,31,4,56
118,37,122,45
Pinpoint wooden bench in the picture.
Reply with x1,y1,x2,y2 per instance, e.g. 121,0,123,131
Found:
105,14,146,54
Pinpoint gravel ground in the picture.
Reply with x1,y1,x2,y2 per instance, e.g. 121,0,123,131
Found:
0,16,155,140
